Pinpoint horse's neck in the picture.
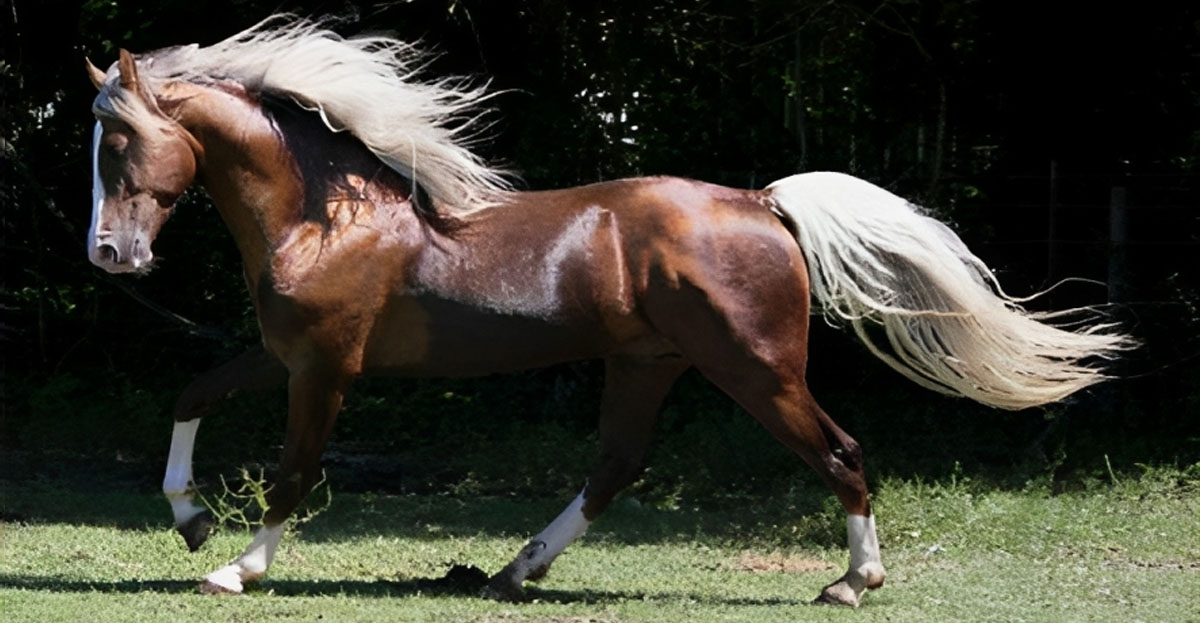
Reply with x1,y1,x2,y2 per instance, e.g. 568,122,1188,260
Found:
171,82,305,288
170,81,432,295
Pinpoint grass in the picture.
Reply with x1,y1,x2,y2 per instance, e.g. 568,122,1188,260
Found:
2,461,1199,622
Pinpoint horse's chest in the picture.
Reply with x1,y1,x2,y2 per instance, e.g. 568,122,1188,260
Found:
253,236,407,371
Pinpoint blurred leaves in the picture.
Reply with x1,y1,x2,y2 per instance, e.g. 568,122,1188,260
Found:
2,1,1197,486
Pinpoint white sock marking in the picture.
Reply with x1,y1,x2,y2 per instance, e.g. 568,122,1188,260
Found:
163,419,205,525
238,524,284,576
531,491,590,561
503,490,591,583
847,514,882,570
840,512,886,601
203,524,285,593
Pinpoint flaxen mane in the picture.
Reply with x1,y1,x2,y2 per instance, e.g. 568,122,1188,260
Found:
91,14,512,210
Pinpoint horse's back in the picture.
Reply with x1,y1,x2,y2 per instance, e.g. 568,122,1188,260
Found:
362,176,806,376
504,176,813,362
495,176,802,309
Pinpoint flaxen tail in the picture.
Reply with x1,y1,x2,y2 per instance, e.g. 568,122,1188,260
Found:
767,172,1132,410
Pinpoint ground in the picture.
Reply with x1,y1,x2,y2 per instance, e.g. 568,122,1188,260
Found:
1,456,1198,622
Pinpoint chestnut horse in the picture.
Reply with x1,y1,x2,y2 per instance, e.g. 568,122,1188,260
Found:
85,17,1127,606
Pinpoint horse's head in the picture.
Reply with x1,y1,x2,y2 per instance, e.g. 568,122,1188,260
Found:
86,50,200,273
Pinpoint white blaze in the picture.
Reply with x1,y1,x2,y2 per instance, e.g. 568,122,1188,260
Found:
88,121,105,258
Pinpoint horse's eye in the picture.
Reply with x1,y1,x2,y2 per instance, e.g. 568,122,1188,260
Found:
152,189,182,207
103,133,130,155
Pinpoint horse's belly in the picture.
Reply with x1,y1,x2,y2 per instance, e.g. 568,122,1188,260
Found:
360,293,648,377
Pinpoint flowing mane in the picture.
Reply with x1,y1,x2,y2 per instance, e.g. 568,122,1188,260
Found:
94,14,512,210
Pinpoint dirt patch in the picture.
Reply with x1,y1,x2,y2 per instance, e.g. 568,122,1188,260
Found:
1102,560,1200,572
731,551,836,574
390,564,490,595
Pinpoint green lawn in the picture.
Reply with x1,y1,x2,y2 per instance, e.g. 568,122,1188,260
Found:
2,466,1198,622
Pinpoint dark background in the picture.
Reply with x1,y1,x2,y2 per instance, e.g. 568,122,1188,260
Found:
2,1,1197,502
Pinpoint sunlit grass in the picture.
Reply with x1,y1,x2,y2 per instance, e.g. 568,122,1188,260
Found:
2,466,1198,622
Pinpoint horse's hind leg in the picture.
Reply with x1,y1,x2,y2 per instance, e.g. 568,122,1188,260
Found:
648,270,885,606
692,348,884,605
163,346,287,552
485,355,687,601
756,386,885,606
702,351,885,606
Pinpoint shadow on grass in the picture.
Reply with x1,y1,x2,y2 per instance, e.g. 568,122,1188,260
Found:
1,475,847,549
0,572,809,607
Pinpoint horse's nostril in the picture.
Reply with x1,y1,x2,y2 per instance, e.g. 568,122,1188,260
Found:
97,243,122,264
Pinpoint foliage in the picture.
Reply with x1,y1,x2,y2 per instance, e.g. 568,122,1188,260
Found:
197,466,332,535
2,0,1198,495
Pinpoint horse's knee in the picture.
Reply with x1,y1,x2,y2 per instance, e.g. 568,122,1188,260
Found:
596,453,645,490
582,453,645,518
173,347,288,421
173,385,216,421
263,470,315,525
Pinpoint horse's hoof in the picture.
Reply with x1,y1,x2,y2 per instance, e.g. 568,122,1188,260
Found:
481,574,527,602
199,565,247,595
198,579,242,595
178,510,216,552
813,580,860,607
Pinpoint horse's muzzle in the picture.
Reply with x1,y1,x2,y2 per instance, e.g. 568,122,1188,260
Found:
89,233,152,273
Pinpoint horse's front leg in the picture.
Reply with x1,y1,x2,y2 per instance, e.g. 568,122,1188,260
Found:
164,346,288,552
199,366,346,594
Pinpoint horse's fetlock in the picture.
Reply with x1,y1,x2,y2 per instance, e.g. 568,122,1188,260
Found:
482,567,527,602
177,510,216,552
859,561,886,589
521,540,547,561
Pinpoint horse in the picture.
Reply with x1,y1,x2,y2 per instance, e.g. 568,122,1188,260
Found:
84,16,1128,606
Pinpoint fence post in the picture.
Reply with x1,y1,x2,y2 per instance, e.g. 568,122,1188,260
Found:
1046,160,1059,305
1108,186,1128,303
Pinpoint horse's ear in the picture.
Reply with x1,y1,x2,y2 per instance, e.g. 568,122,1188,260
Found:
85,57,107,91
117,49,139,89
115,48,162,112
